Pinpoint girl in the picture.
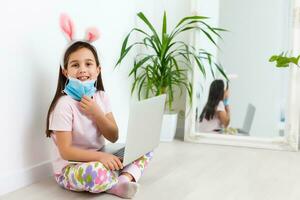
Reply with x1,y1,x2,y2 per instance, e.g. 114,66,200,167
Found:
196,79,230,132
45,14,152,199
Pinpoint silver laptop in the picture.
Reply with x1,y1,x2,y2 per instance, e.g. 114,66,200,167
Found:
99,94,166,166
237,103,256,135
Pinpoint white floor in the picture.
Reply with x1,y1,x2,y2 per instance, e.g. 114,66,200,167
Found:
2,140,300,200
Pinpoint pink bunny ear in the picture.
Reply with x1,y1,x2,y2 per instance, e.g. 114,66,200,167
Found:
60,13,75,41
85,27,100,42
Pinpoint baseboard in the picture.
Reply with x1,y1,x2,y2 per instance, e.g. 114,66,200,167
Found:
0,160,53,196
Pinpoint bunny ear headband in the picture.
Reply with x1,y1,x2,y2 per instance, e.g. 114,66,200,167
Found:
60,13,100,68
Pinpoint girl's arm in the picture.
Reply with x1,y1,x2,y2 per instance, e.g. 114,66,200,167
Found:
93,112,119,143
218,89,230,127
80,96,119,143
217,107,230,127
54,131,122,170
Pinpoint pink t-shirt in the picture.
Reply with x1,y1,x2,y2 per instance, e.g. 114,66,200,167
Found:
196,101,225,132
48,91,112,175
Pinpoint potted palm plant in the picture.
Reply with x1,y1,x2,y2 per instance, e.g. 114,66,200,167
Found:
115,11,226,141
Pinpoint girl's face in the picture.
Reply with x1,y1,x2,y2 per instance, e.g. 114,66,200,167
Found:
63,47,100,81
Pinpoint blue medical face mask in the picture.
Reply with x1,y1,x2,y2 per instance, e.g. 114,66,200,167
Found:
63,77,97,101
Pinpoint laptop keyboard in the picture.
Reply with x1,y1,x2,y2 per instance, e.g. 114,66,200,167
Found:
113,147,125,159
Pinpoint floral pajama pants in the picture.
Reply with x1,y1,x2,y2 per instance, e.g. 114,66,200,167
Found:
54,151,153,193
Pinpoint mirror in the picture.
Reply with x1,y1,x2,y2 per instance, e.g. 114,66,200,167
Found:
184,0,300,151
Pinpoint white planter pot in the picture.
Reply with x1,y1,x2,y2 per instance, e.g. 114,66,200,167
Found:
160,112,178,142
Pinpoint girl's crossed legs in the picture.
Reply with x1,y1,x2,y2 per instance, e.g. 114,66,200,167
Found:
54,151,153,198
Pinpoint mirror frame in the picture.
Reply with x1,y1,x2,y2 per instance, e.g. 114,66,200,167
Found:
184,0,300,151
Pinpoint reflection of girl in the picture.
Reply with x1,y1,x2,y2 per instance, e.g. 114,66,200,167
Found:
196,79,230,132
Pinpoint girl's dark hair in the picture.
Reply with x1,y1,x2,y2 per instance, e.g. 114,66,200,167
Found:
45,41,105,137
199,79,225,122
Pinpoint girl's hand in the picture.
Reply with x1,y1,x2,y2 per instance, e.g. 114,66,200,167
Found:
98,152,123,170
79,96,102,118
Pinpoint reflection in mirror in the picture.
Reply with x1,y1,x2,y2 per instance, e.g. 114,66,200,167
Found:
196,0,292,137
184,0,300,150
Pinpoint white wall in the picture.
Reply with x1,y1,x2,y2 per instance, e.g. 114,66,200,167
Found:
0,0,191,195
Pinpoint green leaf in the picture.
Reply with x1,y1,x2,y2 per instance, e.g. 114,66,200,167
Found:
162,11,167,38
143,37,159,55
131,73,146,96
269,52,300,68
193,54,206,78
210,64,216,79
213,27,228,32
269,55,278,62
201,29,217,46
198,21,225,38
138,76,147,100
214,63,228,80
115,45,134,66
121,31,131,57
175,15,209,28
129,55,154,76
137,12,161,48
